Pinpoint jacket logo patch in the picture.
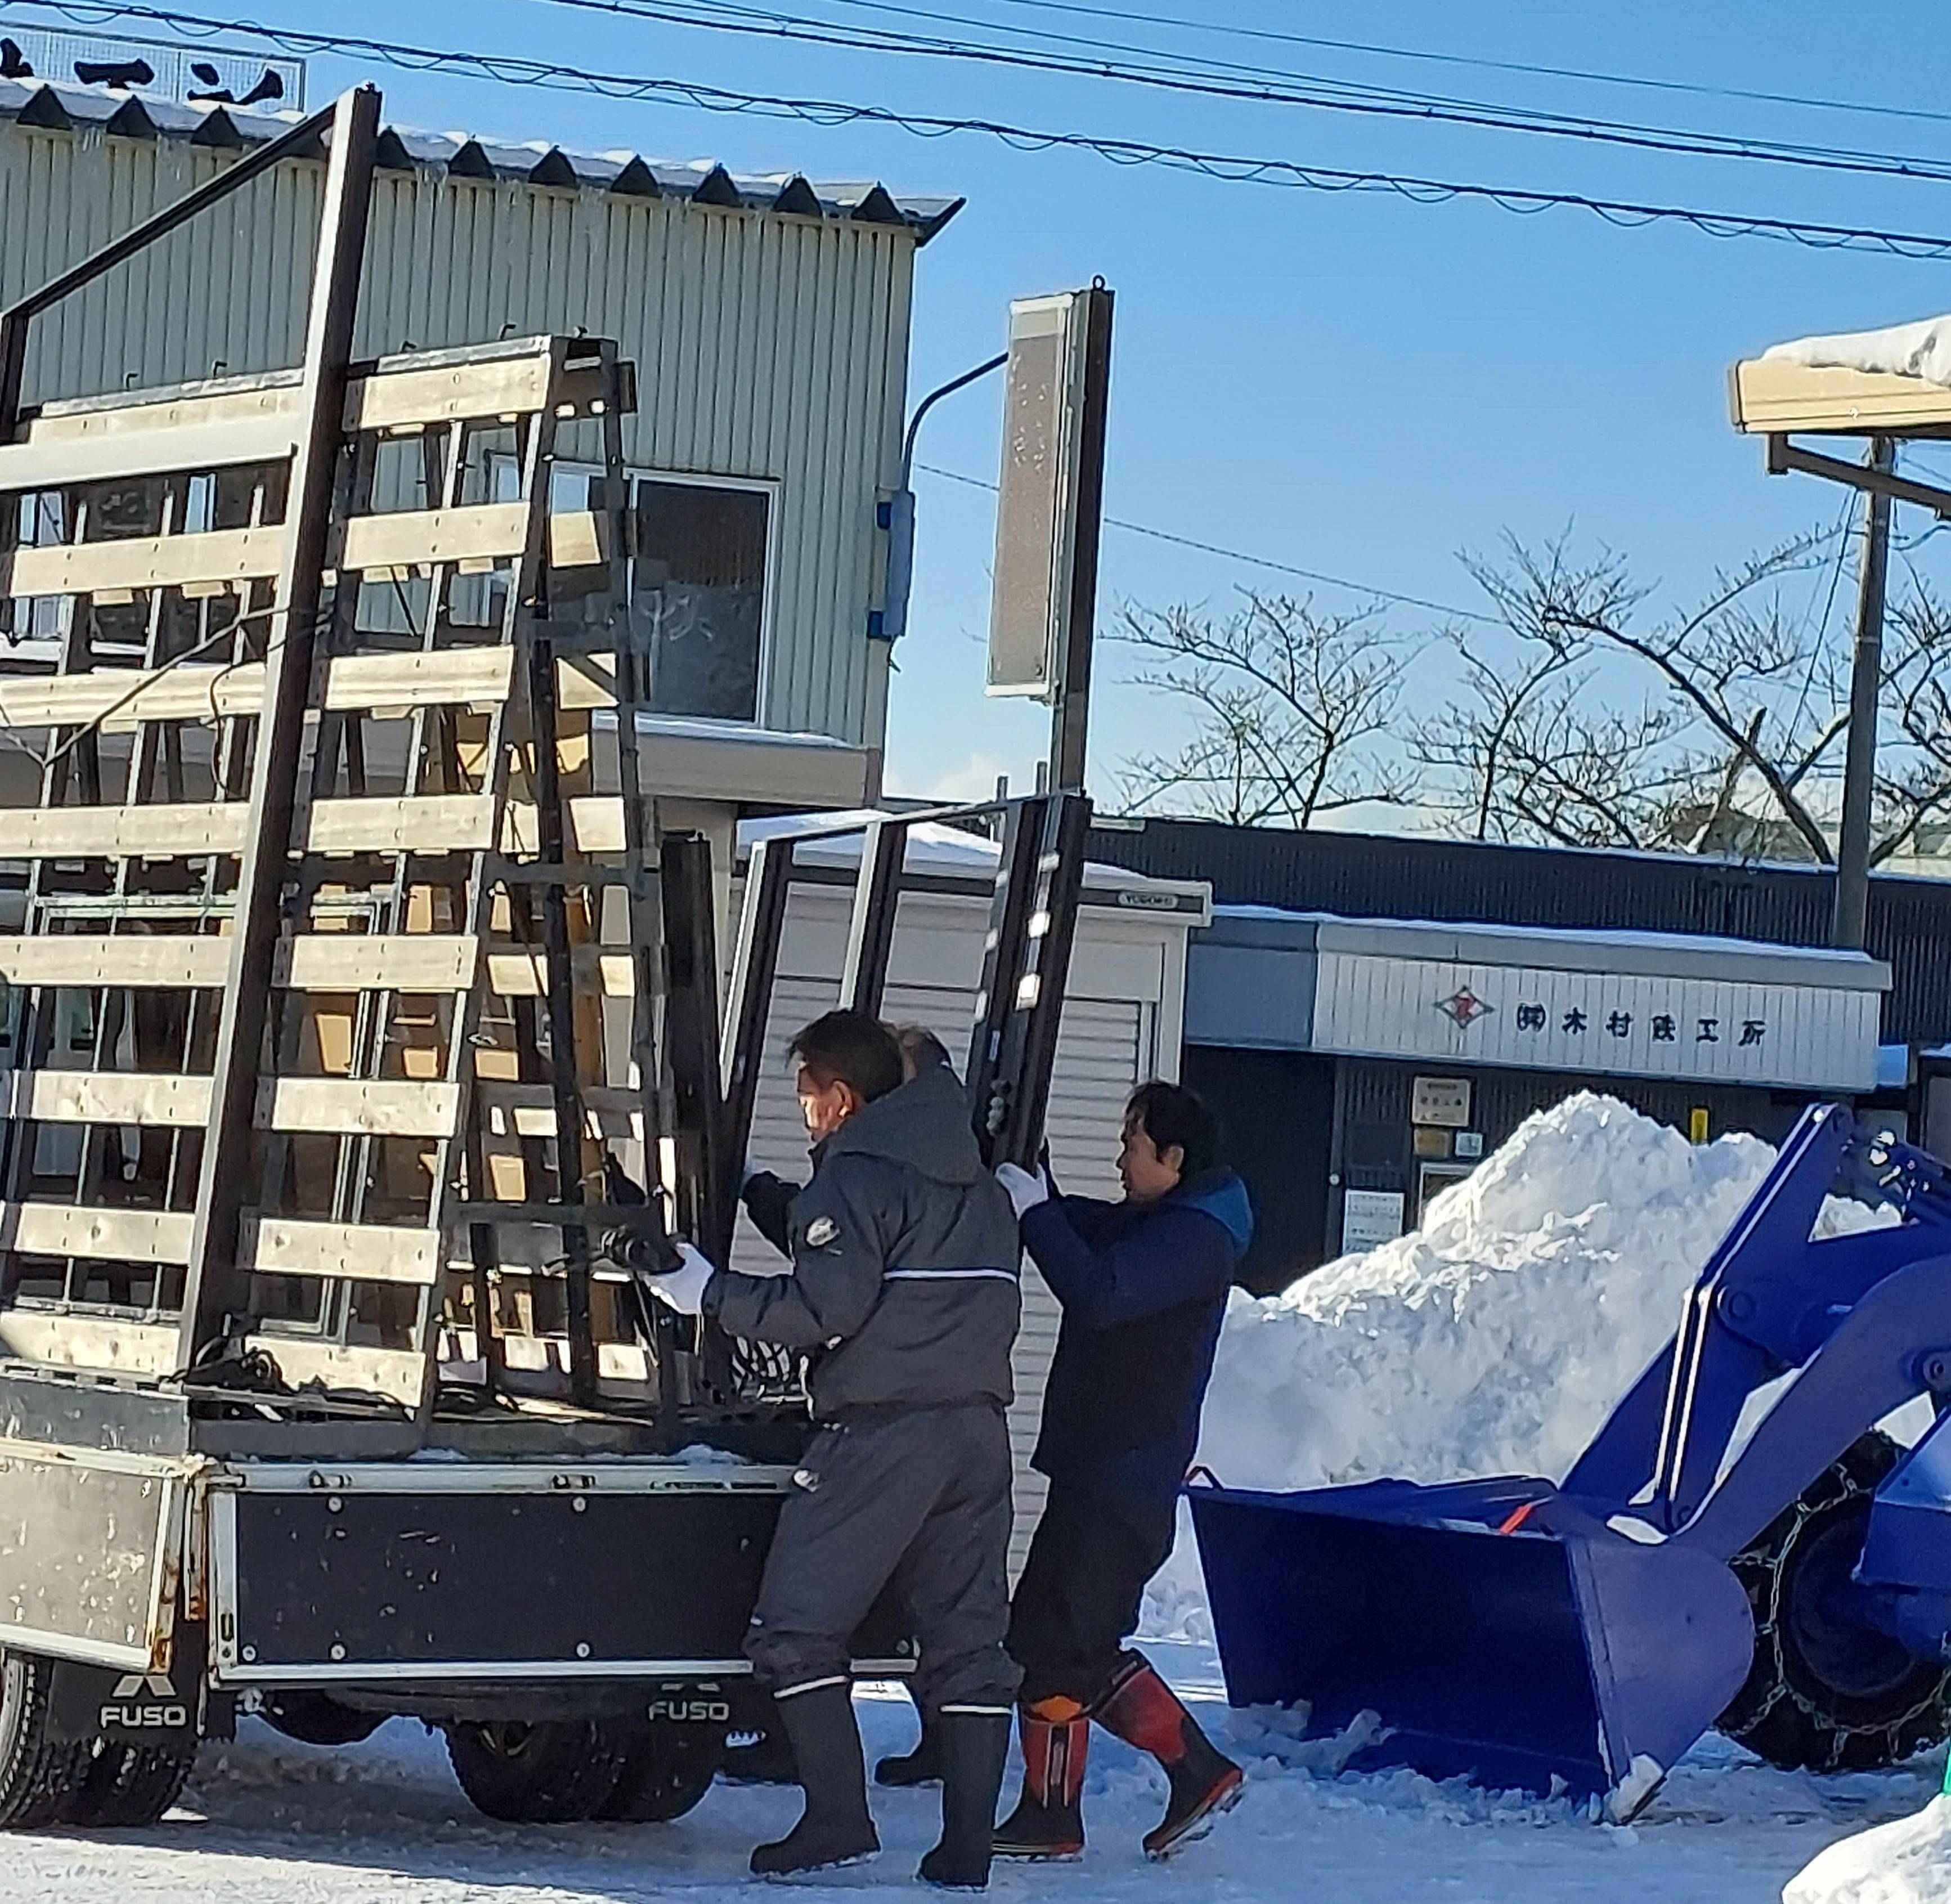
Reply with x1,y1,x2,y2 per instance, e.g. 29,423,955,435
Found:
804,1216,840,1248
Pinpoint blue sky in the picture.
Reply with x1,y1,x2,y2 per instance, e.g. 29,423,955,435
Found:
103,0,1951,803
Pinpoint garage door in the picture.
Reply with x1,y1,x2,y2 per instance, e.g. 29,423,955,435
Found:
732,977,1152,1569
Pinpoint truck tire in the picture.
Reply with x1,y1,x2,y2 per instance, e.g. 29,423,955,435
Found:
64,1743,198,1826
0,1650,92,1829
1720,1432,1951,1772
446,1720,626,1822
596,1722,723,1822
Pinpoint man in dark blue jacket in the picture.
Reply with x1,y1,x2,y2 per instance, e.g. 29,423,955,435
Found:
991,1082,1252,1863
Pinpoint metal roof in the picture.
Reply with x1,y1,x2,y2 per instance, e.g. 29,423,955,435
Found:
0,77,965,243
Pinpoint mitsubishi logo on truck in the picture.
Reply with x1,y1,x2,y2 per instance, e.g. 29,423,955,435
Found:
101,1671,189,1732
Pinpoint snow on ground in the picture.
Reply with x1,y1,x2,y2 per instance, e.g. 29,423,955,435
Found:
1787,1794,1951,1904
2,1092,1939,1903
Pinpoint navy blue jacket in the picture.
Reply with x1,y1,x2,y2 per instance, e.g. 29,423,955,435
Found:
1021,1169,1253,1509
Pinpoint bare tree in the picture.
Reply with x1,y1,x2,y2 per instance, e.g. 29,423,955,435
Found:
1419,530,1951,865
1115,593,1415,826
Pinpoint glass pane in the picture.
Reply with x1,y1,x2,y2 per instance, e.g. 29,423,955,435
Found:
634,481,768,723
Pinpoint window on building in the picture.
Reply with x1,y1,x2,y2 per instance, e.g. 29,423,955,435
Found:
632,480,770,724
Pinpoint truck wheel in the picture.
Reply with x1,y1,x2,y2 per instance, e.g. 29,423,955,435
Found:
1720,1432,1951,1771
0,1651,91,1829
596,1722,723,1822
446,1720,626,1822
64,1743,198,1826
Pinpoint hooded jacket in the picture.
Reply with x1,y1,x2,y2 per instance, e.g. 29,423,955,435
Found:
703,1063,1022,1418
1021,1169,1253,1508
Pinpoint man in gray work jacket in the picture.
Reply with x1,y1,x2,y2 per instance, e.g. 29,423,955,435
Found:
646,1009,1022,1888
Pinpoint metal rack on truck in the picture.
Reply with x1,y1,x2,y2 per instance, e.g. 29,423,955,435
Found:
0,86,1094,1829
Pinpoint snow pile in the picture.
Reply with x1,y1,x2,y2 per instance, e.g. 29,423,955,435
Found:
1764,315,1951,388
1784,1794,1951,1904
1195,1092,1783,1497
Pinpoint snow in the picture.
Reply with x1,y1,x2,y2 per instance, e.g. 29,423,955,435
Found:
1764,315,1951,388
1786,1794,1951,1904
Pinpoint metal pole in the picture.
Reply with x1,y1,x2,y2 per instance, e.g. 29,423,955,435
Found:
1048,285,1114,794
177,87,380,1369
1833,435,1895,951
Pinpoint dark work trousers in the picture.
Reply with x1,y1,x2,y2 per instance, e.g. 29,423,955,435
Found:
1006,1482,1178,1709
745,1401,1021,1713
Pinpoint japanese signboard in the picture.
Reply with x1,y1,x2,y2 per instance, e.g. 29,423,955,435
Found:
1312,951,1882,1092
1340,1188,1406,1252
1411,1076,1472,1127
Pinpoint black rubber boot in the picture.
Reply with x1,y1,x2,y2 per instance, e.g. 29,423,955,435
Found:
1095,1656,1244,1860
749,1682,880,1879
993,1698,1089,1861
875,1692,943,1788
919,1710,1011,1890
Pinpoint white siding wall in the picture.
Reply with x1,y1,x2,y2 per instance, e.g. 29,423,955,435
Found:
0,123,917,748
737,886,1186,1571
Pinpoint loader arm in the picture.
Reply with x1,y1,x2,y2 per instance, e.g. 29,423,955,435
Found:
1564,1104,1951,1535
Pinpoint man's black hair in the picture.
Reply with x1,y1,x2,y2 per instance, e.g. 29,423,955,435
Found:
1125,1080,1221,1178
892,1022,957,1081
791,1009,904,1104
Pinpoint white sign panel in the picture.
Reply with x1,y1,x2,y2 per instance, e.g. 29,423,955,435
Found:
1312,952,1882,1092
1341,1188,1406,1252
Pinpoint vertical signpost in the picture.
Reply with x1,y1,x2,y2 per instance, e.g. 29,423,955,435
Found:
985,284,1114,792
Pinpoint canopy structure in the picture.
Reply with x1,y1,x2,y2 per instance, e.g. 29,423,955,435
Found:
1731,317,1951,437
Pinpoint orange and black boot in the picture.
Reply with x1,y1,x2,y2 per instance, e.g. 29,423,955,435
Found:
1095,1655,1244,1860
992,1697,1089,1860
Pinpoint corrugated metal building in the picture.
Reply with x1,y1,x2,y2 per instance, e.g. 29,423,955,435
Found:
0,77,960,779
1086,818,1951,1292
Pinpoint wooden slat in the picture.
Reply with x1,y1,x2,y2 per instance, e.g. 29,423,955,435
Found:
260,1078,461,1139
0,1202,193,1264
0,937,230,988
0,802,246,859
242,1216,443,1287
0,647,517,732
346,351,556,432
279,934,479,992
304,793,498,855
500,796,638,856
339,503,530,575
1,526,286,599
0,413,298,494
0,1310,177,1377
485,948,637,998
0,1070,209,1127
241,1335,427,1406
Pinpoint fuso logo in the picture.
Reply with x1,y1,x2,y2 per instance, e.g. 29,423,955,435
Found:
100,1670,189,1731
648,1698,732,1724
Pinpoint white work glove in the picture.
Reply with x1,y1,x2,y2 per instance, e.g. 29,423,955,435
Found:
645,1241,715,1316
995,1162,1051,1219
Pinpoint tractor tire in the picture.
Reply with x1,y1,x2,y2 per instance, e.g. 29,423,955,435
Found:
1719,1432,1951,1772
595,1721,723,1822
64,1742,198,1827
446,1719,627,1823
261,1691,383,1748
0,1651,92,1829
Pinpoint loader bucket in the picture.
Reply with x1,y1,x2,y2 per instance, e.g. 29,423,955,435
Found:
1188,1479,1756,1813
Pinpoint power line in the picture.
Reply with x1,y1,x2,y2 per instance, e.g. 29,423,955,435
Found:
845,0,1951,137
524,0,1951,187
18,3,1951,260
914,459,1497,621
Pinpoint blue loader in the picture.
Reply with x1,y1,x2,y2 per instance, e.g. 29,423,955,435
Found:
1190,1103,1951,1819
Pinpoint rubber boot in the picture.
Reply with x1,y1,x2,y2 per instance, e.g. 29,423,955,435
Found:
1095,1655,1244,1860
992,1697,1089,1860
748,1682,880,1878
875,1689,943,1788
918,1709,1011,1890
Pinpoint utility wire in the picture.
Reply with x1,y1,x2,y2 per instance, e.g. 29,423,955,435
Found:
819,0,1951,137
18,3,1951,261
914,459,1497,622
523,0,1951,187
